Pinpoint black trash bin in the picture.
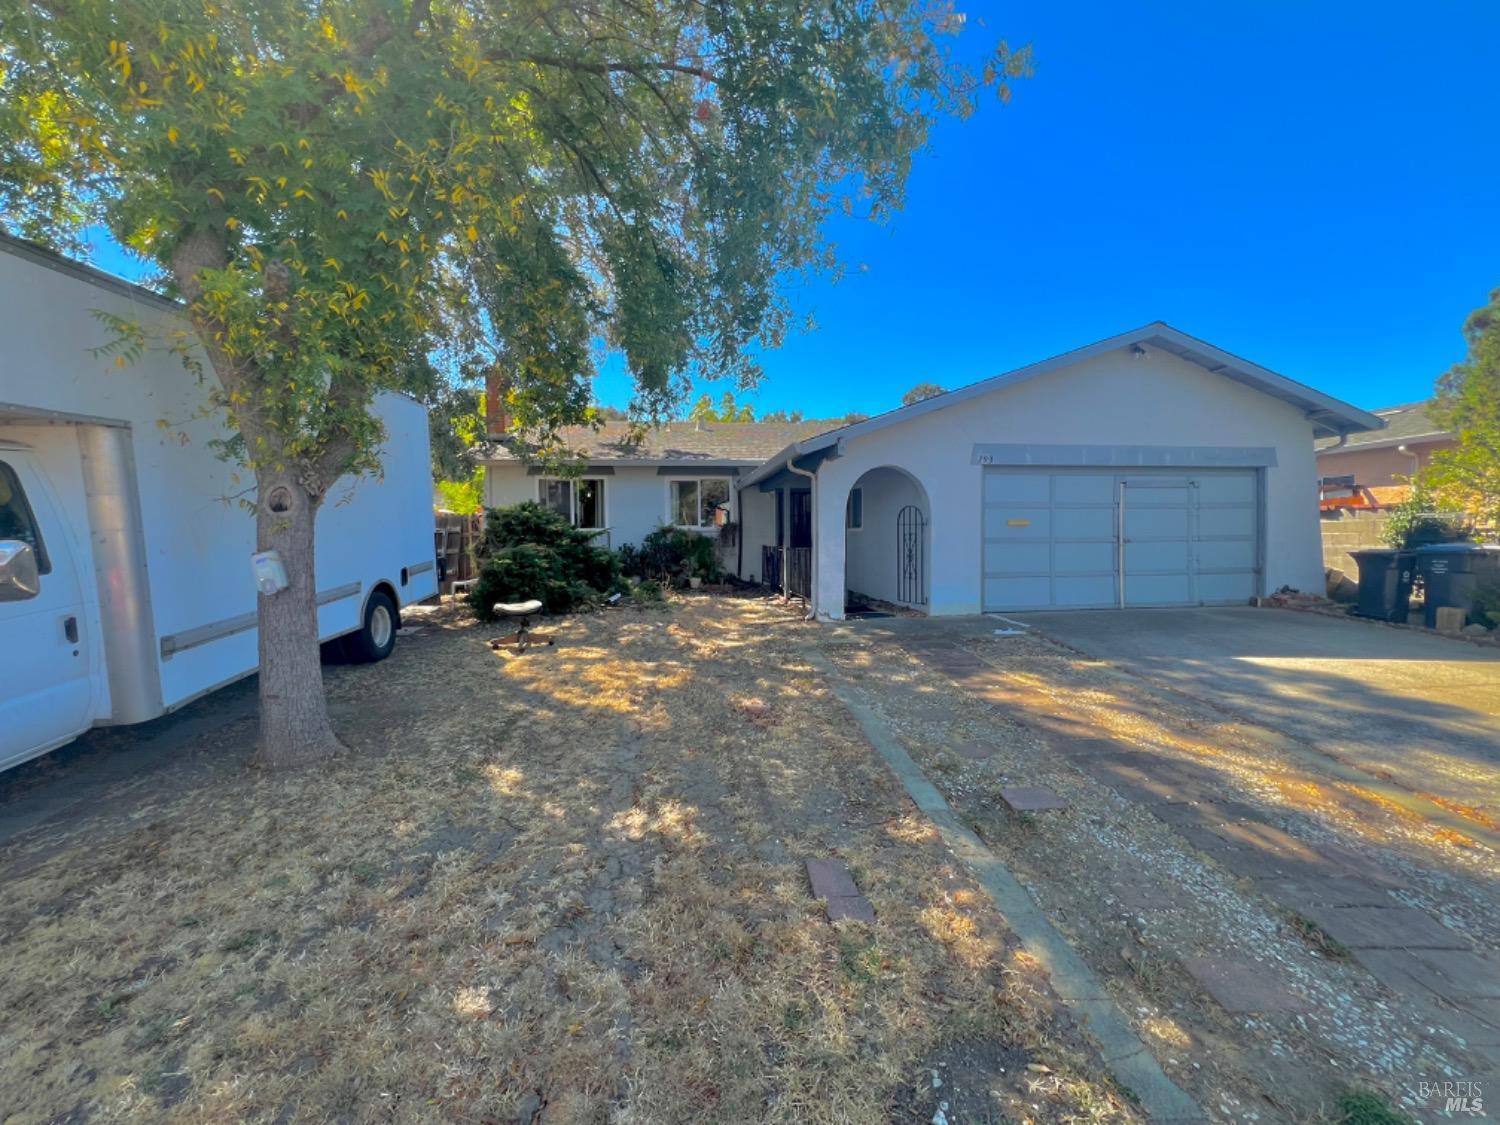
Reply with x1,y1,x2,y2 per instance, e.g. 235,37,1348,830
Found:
1350,549,1416,622
1414,543,1500,628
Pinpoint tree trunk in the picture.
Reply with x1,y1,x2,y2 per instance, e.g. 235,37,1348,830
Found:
252,469,341,769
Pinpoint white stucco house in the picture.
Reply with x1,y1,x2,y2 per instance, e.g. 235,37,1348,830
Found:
479,323,1383,620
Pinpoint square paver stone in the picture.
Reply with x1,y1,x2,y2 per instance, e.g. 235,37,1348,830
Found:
825,895,877,924
1182,956,1310,1013
1355,948,1500,1004
1301,906,1470,950
805,858,859,900
1262,876,1395,911
1000,786,1069,812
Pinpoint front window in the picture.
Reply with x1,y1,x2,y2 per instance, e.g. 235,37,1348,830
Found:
670,477,732,529
538,477,606,529
0,461,50,573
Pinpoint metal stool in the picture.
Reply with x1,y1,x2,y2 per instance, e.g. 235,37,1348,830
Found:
487,600,554,653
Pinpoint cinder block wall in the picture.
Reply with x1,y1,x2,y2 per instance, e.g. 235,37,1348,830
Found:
1320,510,1393,576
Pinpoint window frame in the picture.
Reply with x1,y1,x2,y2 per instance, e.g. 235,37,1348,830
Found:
537,476,607,530
846,487,863,531
0,459,51,574
668,476,734,530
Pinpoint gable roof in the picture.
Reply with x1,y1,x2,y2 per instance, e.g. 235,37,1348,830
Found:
475,419,837,467
741,322,1385,488
1315,401,1449,454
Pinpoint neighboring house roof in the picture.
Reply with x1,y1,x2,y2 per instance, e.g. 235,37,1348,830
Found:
1315,401,1450,455
475,419,837,467
742,322,1386,489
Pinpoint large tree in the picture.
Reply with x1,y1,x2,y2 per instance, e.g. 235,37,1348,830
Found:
1427,289,1500,530
901,380,946,406
688,390,754,422
1,0,1028,766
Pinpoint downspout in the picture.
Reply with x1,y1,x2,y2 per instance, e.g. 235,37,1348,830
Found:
787,452,817,620
1397,444,1420,479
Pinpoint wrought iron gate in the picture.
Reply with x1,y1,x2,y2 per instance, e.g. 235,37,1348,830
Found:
896,505,927,605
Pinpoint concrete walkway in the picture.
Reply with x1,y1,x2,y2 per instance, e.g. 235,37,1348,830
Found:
1009,606,1500,816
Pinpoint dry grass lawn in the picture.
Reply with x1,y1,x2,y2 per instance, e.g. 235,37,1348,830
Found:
0,595,1132,1124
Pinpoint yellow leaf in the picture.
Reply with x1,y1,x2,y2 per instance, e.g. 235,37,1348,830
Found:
167,125,178,144
114,355,125,367
466,225,478,242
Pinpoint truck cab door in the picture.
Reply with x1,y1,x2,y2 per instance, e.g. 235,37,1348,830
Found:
0,453,95,769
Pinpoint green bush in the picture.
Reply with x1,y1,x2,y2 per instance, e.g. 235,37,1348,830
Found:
629,526,722,582
1381,480,1470,549
468,502,619,619
1473,581,1500,629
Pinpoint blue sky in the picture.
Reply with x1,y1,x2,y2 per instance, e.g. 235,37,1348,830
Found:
83,1,1500,419
662,0,1500,419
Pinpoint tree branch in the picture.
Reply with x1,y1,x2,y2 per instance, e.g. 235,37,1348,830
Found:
485,50,711,81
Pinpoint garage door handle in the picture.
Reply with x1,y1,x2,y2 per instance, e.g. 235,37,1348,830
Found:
63,615,78,644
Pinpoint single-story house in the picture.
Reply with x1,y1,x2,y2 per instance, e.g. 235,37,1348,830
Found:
477,417,832,553
1315,401,1454,511
479,323,1383,619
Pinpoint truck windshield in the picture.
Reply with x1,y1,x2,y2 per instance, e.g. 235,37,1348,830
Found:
0,460,51,574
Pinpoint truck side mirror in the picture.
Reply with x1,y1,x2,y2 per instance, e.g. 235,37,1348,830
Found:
0,540,40,601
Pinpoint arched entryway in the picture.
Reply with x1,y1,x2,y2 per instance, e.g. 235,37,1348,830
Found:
843,466,930,614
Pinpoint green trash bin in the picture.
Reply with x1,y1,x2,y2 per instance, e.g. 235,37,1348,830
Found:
1414,543,1500,628
1350,549,1416,622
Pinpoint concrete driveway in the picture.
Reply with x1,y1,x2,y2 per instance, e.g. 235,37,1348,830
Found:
1009,606,1500,816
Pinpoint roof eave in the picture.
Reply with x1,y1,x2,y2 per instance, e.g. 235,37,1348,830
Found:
791,322,1386,453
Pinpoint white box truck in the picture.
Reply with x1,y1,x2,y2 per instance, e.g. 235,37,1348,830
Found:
0,235,439,770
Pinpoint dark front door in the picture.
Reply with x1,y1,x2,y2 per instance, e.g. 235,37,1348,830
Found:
789,490,812,549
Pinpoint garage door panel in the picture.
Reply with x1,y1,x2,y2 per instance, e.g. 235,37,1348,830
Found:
1198,572,1256,603
1197,475,1256,504
1125,540,1188,572
1198,507,1256,537
984,541,1050,574
1054,507,1115,539
1126,574,1193,605
1055,541,1116,574
983,473,1050,503
1053,474,1115,504
983,508,1051,538
1122,483,1189,507
1125,507,1188,539
1197,539,1256,569
984,575,1051,608
1055,575,1118,607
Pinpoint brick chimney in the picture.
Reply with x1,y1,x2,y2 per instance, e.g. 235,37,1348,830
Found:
484,369,510,437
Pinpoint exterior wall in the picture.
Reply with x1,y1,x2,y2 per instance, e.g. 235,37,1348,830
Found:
737,485,778,582
1320,509,1393,576
811,346,1325,618
483,462,742,554
845,467,928,607
1316,439,1455,491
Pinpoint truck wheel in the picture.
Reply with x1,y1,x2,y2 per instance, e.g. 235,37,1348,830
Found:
344,590,398,663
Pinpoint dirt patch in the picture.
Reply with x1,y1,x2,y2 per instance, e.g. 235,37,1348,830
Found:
0,597,1135,1123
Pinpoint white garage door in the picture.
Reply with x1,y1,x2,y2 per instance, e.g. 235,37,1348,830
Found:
981,468,1259,611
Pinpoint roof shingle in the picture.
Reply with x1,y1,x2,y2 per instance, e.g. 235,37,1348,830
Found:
475,419,837,465
1315,401,1447,452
